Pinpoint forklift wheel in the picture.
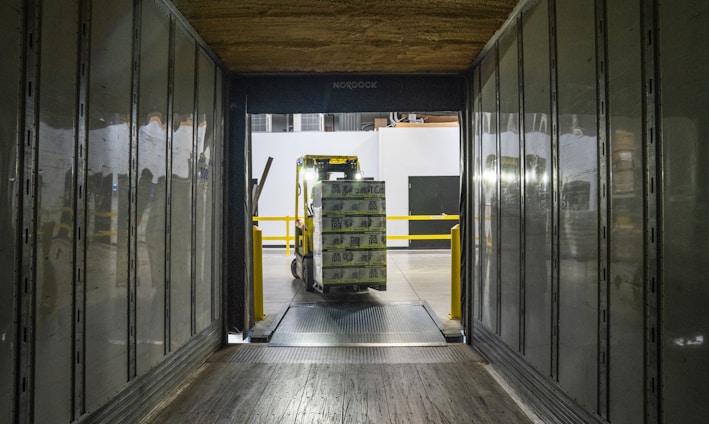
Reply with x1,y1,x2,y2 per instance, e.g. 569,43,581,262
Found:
303,258,315,292
290,258,298,279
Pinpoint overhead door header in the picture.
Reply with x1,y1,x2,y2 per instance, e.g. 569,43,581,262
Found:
233,74,465,113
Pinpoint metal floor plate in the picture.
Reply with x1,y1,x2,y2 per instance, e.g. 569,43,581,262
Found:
212,344,483,364
269,302,447,347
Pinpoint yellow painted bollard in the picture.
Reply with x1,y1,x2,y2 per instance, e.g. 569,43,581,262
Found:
449,224,461,320
253,226,265,321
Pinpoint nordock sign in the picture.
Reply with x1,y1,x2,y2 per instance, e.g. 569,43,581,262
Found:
332,80,378,90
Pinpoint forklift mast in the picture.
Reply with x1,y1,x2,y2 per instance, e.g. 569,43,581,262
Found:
294,155,361,255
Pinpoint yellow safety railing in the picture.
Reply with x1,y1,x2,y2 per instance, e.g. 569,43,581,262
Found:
253,214,460,255
252,217,463,322
386,214,460,221
253,216,296,255
386,215,459,241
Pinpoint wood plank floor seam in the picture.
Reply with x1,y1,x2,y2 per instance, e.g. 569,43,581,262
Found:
146,349,532,424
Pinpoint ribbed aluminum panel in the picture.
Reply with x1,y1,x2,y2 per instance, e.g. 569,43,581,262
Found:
337,112,361,131
269,303,446,347
215,344,481,364
0,2,21,420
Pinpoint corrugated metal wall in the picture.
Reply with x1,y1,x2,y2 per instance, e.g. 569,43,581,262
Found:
3,0,708,423
2,0,224,422
464,0,709,423
0,0,22,420
657,1,709,422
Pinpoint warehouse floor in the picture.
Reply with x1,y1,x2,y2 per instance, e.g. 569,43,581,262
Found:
241,249,463,343
144,249,542,423
257,248,460,332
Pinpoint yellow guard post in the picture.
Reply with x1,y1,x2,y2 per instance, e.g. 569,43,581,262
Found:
449,224,461,320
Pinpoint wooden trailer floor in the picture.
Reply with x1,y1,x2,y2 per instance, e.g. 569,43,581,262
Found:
145,344,533,424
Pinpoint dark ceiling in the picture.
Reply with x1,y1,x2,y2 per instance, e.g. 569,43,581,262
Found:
171,0,519,74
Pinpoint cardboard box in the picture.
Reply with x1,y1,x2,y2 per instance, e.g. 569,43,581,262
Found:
315,180,385,198
321,249,387,267
311,179,388,287
320,266,387,284
394,121,459,128
320,198,386,215
320,232,387,249
319,215,387,232
374,118,388,130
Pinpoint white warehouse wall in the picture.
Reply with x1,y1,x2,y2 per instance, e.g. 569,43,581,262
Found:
251,127,460,248
379,127,460,247
252,131,380,241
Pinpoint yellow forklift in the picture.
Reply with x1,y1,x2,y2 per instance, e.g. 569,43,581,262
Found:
290,155,387,293
291,155,361,291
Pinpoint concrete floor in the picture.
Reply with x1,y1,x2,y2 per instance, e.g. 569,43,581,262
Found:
253,248,461,338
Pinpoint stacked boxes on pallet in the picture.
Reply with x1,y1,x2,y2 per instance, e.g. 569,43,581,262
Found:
312,180,387,290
